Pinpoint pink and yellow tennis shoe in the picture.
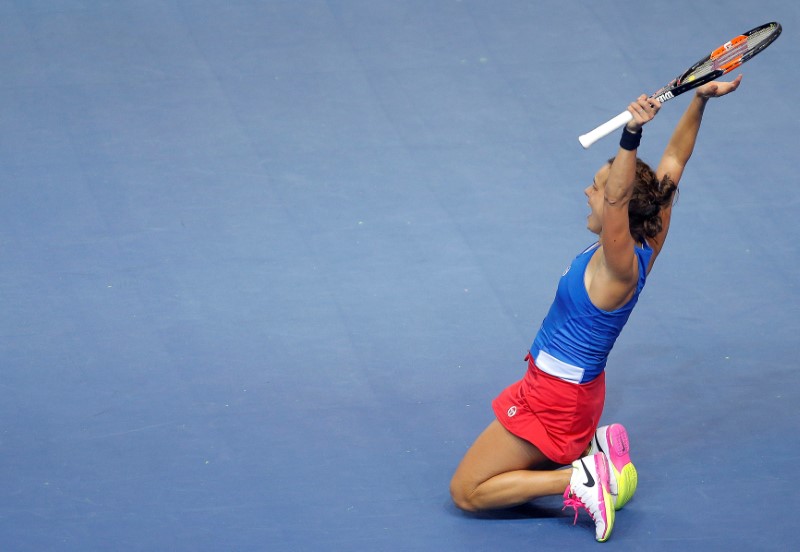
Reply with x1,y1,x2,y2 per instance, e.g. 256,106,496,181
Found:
563,453,615,542
590,423,638,510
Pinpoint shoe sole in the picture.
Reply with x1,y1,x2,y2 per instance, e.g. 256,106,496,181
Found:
604,424,638,510
594,454,615,542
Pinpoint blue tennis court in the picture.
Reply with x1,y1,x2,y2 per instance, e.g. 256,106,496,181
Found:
2,1,798,550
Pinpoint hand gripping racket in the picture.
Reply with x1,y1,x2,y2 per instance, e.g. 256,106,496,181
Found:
578,21,782,149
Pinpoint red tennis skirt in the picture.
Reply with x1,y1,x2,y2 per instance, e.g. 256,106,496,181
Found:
492,354,605,465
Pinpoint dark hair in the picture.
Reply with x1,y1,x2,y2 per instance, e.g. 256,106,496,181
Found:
608,157,678,242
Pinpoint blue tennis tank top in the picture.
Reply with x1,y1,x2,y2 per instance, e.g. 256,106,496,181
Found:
530,241,654,384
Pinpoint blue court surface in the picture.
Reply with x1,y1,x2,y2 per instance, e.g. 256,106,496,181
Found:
2,1,799,550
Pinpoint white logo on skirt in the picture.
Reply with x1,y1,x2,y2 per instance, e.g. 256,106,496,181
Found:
507,406,517,417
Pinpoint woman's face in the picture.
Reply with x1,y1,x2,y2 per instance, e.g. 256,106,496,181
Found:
584,164,610,235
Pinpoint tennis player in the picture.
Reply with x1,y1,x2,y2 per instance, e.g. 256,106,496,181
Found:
450,76,742,542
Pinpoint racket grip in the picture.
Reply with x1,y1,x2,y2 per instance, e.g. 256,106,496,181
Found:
578,110,633,149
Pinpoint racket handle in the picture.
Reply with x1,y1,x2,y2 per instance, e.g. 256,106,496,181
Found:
578,110,633,149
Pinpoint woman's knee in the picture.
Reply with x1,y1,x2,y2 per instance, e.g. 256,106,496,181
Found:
449,473,481,513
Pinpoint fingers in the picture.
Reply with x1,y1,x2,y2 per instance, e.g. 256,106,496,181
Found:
626,95,661,129
728,74,743,91
698,74,743,98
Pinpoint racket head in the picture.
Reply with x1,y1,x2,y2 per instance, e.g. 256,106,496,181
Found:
652,22,782,101
694,22,781,77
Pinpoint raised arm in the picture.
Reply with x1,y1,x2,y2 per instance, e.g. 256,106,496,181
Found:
650,75,743,255
599,95,660,282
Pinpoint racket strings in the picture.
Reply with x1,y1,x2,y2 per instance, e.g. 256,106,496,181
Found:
690,24,778,80
686,59,717,81
711,41,748,71
745,25,780,52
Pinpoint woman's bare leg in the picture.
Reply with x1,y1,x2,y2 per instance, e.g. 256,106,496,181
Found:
450,420,571,512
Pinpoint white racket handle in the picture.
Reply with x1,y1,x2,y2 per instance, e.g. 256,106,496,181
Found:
578,110,633,149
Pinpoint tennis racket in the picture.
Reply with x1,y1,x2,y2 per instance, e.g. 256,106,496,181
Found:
578,21,782,149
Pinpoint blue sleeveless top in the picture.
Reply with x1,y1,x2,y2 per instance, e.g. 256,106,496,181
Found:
530,241,654,384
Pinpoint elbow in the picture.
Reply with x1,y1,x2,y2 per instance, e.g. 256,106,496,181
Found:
604,193,631,208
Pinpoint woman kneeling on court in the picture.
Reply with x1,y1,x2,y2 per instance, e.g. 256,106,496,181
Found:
449,76,742,542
